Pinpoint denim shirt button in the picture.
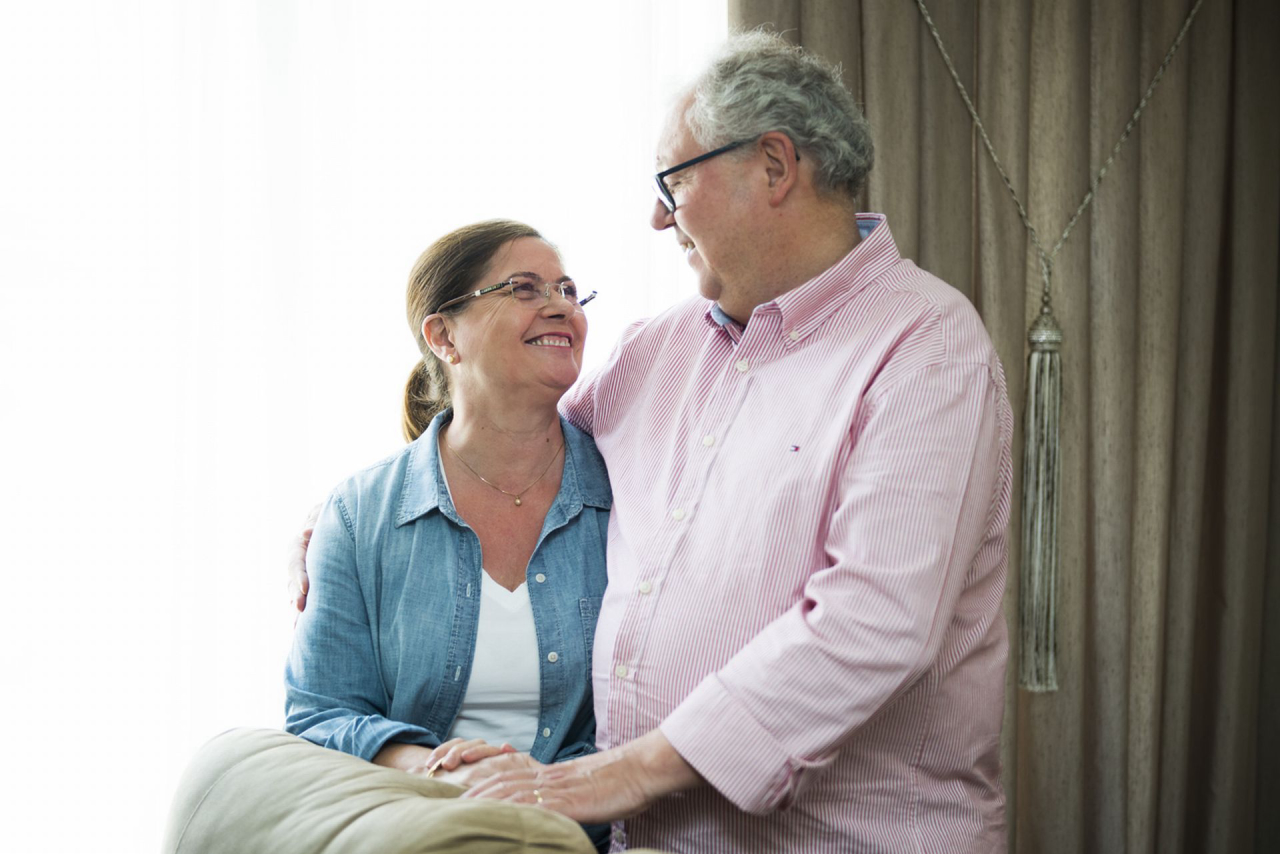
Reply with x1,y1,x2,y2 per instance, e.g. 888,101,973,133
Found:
542,727,552,738
547,651,559,663
535,573,547,583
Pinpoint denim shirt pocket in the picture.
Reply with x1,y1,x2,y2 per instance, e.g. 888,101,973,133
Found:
579,596,603,673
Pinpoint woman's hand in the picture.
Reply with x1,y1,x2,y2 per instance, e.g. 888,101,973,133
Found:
432,750,542,788
374,738,534,789
422,737,518,775
288,504,321,616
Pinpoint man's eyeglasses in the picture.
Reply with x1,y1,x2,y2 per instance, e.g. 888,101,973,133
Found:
652,139,752,213
437,276,597,313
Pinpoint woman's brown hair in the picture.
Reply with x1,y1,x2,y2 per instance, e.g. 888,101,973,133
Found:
402,219,543,442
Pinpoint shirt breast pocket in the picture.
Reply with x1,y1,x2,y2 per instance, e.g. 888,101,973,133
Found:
579,596,602,672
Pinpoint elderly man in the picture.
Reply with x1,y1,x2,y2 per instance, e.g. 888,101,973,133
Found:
294,31,1012,854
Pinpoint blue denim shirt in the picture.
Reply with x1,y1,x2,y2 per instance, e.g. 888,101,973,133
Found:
285,410,611,766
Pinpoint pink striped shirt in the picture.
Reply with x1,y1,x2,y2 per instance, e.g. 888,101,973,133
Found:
561,215,1012,853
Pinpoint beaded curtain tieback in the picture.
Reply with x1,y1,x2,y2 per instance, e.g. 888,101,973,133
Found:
914,0,1204,691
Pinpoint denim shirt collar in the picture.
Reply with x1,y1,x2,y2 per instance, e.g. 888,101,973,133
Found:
395,408,611,527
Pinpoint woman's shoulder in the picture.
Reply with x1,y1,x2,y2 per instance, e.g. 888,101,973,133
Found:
326,436,440,529
561,417,611,508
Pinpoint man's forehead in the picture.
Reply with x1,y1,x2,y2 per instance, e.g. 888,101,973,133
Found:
654,94,695,166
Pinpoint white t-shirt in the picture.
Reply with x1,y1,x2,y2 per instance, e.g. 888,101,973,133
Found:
438,451,541,751
448,571,542,751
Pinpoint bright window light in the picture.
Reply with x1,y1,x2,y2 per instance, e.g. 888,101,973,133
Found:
0,2,727,851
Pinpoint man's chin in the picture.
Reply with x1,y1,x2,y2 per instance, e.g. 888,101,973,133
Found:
695,273,724,304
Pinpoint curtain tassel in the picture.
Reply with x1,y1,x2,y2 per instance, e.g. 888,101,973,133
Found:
1019,310,1063,692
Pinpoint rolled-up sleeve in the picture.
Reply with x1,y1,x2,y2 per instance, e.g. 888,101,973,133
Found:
661,361,1007,813
284,493,442,760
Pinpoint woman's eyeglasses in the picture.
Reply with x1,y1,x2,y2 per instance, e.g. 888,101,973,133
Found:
437,276,597,313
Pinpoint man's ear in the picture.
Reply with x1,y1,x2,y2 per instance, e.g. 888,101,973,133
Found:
422,314,456,363
759,131,801,207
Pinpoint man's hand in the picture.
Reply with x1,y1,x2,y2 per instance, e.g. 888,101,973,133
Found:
461,728,701,824
288,504,321,615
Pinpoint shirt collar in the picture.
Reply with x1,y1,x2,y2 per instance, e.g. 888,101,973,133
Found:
703,213,899,341
395,408,611,527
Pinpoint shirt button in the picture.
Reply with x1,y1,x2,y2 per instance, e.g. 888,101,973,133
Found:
789,329,800,341
735,358,750,373
534,573,546,583
615,664,628,678
702,434,715,447
542,727,552,738
638,580,653,594
671,508,686,521
547,652,559,663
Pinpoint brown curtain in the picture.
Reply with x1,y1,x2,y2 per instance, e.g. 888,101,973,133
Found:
728,1,1279,851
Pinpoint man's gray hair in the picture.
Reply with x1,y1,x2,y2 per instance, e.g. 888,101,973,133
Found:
687,30,874,199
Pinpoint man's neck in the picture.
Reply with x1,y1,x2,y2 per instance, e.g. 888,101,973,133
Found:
717,211,863,324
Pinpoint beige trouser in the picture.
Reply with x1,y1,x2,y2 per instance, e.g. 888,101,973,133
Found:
164,728,671,854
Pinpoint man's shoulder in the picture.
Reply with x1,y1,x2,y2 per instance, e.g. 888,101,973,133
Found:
587,296,714,377
620,295,714,343
859,259,999,367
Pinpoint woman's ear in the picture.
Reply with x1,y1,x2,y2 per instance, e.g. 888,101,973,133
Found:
422,314,457,364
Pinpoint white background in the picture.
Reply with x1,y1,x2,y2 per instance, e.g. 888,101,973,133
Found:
0,2,727,851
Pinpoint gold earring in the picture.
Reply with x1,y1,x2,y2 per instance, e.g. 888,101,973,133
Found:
445,353,456,364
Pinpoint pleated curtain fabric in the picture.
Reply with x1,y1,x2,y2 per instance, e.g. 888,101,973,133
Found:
727,1,1280,852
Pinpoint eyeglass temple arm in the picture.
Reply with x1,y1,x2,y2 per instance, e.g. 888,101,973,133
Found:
577,290,597,307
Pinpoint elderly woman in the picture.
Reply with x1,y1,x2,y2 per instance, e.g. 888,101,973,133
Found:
284,220,608,800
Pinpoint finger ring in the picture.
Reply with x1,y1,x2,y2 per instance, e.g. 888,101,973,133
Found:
424,758,445,779
533,789,543,804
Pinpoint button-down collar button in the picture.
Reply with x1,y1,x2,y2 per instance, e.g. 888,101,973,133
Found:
615,664,629,678
547,651,559,663
702,434,715,447
542,727,552,737
735,358,750,373
671,508,686,521
789,329,800,341
534,573,546,583
638,580,653,594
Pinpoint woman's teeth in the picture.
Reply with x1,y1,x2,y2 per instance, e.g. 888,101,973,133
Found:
528,336,570,347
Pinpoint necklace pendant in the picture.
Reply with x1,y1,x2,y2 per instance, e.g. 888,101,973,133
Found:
514,497,522,506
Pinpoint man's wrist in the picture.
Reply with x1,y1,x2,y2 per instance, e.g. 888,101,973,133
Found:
626,728,702,800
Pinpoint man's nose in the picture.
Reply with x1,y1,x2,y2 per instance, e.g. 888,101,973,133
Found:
650,197,675,231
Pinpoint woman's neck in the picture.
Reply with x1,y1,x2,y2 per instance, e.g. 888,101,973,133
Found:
442,394,564,486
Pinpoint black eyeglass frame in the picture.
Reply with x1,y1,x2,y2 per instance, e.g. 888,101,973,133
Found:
652,139,752,213
653,136,802,212
436,279,597,313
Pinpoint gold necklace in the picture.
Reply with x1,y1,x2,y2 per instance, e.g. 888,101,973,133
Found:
445,438,564,507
